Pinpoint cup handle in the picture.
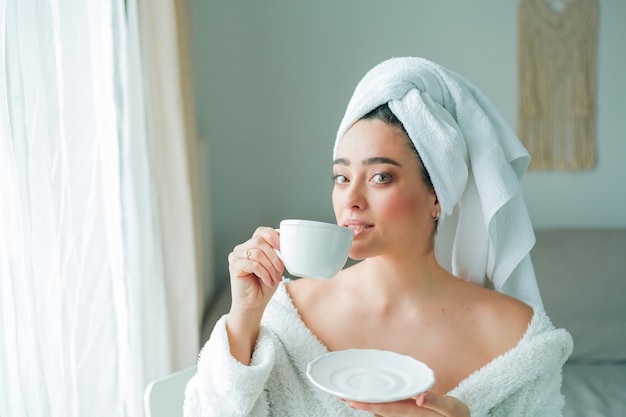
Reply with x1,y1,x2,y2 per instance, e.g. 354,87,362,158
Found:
274,228,283,261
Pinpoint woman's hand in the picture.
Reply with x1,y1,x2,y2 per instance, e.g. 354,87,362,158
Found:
343,392,470,417
226,226,284,364
228,226,284,314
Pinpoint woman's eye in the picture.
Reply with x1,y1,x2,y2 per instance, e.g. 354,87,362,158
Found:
372,173,392,184
333,174,348,184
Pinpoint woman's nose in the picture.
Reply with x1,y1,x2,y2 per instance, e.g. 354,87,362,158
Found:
343,183,366,210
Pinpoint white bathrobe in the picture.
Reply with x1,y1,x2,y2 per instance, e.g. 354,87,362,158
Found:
184,281,573,417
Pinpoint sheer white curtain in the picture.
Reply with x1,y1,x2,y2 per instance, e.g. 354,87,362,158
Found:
0,0,201,416
132,0,203,371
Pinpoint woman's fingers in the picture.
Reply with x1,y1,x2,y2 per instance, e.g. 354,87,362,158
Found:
415,392,470,417
229,250,273,290
343,392,469,417
248,228,284,281
229,227,284,287
344,398,427,416
230,252,271,287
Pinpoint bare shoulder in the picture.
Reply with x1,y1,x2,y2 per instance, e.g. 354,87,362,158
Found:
460,281,534,354
286,266,358,309
286,277,334,312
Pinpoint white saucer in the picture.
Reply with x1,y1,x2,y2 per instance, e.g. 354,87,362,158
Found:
306,349,435,403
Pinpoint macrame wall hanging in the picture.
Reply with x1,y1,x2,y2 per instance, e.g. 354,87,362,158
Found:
518,0,599,170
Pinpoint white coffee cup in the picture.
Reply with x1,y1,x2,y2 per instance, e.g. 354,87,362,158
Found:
278,219,353,279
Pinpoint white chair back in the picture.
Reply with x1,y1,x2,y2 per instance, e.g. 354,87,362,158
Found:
144,366,197,417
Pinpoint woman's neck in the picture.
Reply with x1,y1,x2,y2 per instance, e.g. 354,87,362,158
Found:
343,251,452,308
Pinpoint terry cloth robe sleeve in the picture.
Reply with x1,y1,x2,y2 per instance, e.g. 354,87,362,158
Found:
183,280,373,417
182,315,276,416
449,307,574,417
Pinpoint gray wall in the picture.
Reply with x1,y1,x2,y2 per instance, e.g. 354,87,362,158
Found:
191,0,626,296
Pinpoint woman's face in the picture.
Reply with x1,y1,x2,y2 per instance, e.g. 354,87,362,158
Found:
332,119,439,260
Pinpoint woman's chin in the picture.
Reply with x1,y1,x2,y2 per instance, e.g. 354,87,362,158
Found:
348,244,373,261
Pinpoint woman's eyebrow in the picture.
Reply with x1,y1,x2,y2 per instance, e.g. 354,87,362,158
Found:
363,157,401,167
333,157,402,167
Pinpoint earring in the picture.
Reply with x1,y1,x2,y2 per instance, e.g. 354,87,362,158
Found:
434,211,440,221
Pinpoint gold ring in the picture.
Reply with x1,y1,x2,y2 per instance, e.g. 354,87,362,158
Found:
245,249,252,259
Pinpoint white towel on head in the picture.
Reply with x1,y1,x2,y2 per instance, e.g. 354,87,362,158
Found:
334,57,542,307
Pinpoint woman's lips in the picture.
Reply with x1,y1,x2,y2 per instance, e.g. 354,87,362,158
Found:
344,222,373,238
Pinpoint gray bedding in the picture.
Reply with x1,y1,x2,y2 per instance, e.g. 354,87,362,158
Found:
562,362,626,417
533,229,626,417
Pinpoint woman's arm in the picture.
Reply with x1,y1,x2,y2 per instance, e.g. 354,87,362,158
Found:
184,226,284,416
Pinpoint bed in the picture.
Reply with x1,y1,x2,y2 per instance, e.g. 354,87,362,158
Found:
533,229,626,417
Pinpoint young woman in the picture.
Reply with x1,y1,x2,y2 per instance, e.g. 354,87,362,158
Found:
184,57,573,417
